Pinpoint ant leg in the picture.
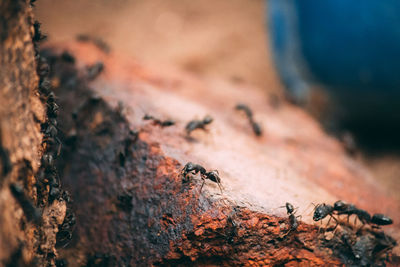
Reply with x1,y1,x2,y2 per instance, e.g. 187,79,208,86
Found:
331,217,339,232
356,223,366,233
318,220,323,234
217,182,223,194
282,228,293,238
56,137,62,156
200,179,206,192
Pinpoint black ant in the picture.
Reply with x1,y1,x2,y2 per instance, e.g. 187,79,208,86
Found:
41,154,55,169
312,203,339,231
143,114,175,127
41,121,62,155
235,104,262,136
33,21,47,42
201,170,223,193
235,104,253,118
181,163,222,193
333,200,371,226
281,202,301,236
39,77,52,96
181,162,206,180
185,116,213,136
37,57,50,77
87,62,104,80
56,208,76,248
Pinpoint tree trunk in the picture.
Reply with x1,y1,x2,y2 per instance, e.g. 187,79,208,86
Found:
0,1,70,266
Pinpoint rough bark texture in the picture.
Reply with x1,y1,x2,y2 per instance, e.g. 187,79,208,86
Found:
43,42,399,266
0,1,69,266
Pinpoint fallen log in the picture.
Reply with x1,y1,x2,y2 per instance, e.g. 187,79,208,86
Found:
45,42,400,266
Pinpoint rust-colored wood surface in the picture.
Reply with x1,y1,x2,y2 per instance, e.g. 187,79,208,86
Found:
45,42,399,266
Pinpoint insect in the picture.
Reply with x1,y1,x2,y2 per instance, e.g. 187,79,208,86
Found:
56,208,76,248
143,114,175,127
87,62,104,80
281,202,301,236
370,214,393,227
235,104,262,136
41,153,54,169
185,116,213,135
312,203,339,231
333,201,371,225
39,78,52,95
9,184,41,224
47,101,59,118
42,122,62,156
33,21,47,42
37,57,50,77
181,162,206,180
181,163,222,193
201,170,223,193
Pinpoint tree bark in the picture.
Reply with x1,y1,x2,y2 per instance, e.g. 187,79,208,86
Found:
0,1,69,266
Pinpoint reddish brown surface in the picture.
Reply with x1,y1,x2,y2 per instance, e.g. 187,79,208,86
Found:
46,42,399,265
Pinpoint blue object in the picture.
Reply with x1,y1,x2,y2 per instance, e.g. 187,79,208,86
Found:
266,0,400,148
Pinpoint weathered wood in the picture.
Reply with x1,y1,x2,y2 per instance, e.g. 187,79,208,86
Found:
46,42,399,266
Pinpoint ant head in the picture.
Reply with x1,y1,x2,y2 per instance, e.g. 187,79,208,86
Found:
285,202,294,214
143,114,153,120
182,162,194,173
203,116,213,124
207,170,220,182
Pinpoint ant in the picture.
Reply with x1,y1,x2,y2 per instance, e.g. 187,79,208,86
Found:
312,203,339,231
181,162,222,193
42,120,62,155
281,202,301,236
185,116,213,136
181,162,206,180
333,200,371,226
201,170,223,193
37,57,50,77
143,114,175,127
39,78,52,96
33,21,47,42
235,104,262,136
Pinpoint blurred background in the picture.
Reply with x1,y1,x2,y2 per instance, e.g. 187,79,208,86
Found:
35,0,400,199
